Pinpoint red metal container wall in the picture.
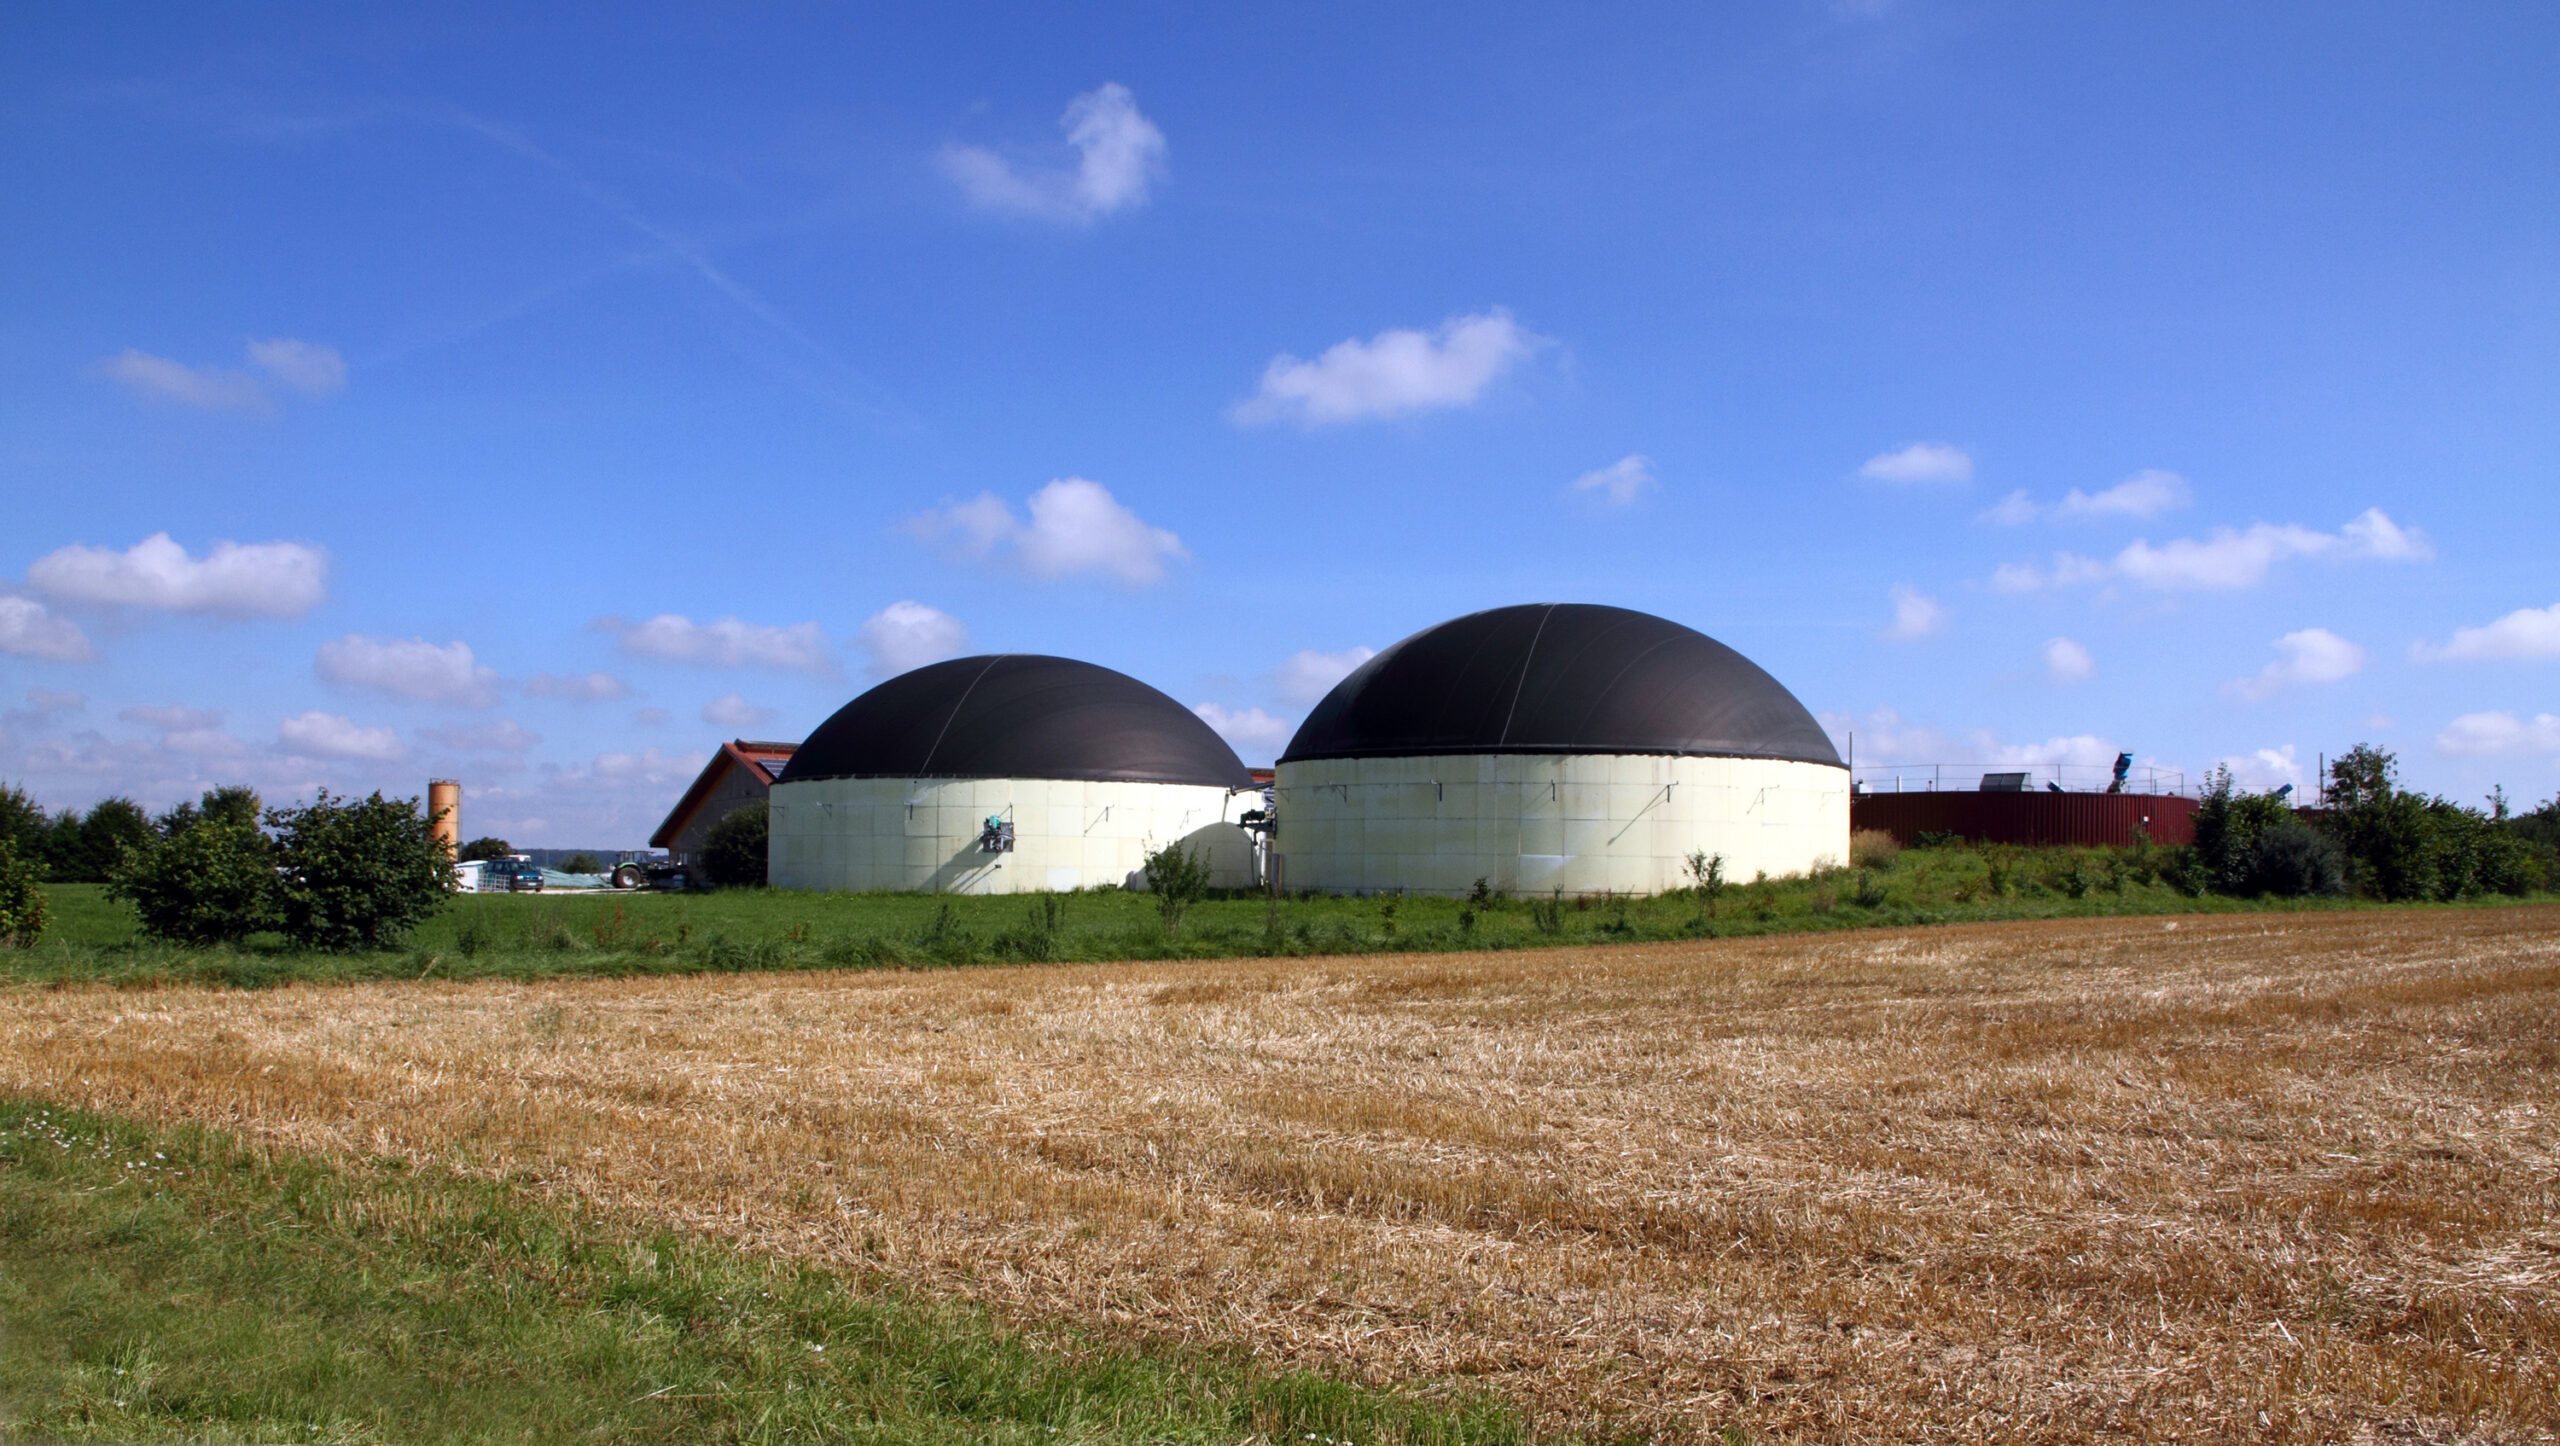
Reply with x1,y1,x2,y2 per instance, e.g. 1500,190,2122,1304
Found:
1850,792,2196,848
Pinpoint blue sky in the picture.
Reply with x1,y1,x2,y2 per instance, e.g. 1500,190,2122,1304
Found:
4,3,2556,844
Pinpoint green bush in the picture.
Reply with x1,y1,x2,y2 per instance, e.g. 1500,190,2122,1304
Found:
0,835,44,948
2245,821,2345,898
993,894,1070,961
1,783,50,864
700,802,769,888
269,790,455,951
109,813,278,944
1140,840,1209,937
2500,793,2560,890
1683,849,1727,919
2190,766,2297,895
2318,745,2538,901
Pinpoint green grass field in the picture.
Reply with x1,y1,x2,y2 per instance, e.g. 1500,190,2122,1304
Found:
13,844,2551,990
0,1097,1532,1445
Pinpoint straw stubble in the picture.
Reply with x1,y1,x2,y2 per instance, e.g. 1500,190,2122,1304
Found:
6,907,2555,1442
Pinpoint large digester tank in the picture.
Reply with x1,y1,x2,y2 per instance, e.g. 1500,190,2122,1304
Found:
1273,603,1849,896
769,655,1259,894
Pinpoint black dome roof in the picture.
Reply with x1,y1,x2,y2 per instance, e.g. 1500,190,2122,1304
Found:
778,654,1252,788
1278,603,1842,768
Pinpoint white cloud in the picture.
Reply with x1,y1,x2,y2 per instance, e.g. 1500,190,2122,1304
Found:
119,704,222,732
1879,585,1946,641
1988,734,2123,771
940,82,1166,223
98,338,345,411
1979,490,2039,526
1822,707,2127,783
315,634,501,707
244,338,346,396
857,601,970,677
99,349,268,412
0,597,94,661
523,670,632,701
278,711,407,762
6,690,85,726
3,721,308,811
449,745,713,848
2340,507,2430,560
1193,702,1295,759
909,478,1187,586
1993,509,2429,593
419,719,541,753
2226,627,2367,702
2113,526,2333,590
2042,637,2094,684
27,532,329,618
2054,469,2191,521
1232,310,1539,426
1271,646,1376,707
1984,471,2191,524
1816,707,1943,764
1570,454,1655,507
588,746,708,787
1987,553,2110,593
595,614,833,672
2436,711,2560,757
2219,744,2306,792
1987,561,2044,593
113,703,239,760
1858,442,1972,485
2413,602,2560,662
701,692,776,730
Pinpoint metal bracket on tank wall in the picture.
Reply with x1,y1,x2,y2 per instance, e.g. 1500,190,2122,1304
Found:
1606,783,1675,847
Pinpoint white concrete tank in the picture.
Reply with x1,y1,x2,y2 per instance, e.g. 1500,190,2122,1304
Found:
1273,604,1849,896
768,654,1256,895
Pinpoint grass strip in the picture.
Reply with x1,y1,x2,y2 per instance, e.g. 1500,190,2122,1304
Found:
0,1096,1534,1445
20,851,2556,992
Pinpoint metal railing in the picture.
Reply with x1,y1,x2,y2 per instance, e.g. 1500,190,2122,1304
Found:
1851,762,2193,797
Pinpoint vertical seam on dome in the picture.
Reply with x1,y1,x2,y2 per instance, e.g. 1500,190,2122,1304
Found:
1495,603,1556,747
916,655,1006,777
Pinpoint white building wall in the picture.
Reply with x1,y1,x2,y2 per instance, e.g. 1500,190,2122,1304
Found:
768,777,1250,894
1273,753,1849,896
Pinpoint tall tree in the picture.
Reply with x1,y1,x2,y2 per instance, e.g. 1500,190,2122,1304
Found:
45,798,155,882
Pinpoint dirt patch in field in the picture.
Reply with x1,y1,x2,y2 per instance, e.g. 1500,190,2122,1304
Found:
7,909,2558,1442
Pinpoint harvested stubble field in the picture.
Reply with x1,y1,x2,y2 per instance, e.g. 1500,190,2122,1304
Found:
6,907,2557,1442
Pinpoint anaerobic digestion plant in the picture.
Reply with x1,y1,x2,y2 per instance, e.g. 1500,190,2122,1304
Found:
758,604,1847,897
1269,603,1850,895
